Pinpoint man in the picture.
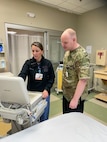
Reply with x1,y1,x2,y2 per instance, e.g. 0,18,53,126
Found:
60,28,90,113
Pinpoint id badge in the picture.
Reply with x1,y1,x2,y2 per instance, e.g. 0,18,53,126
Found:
35,73,43,80
66,71,68,77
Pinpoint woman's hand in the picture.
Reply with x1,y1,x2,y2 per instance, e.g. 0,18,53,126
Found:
42,90,48,99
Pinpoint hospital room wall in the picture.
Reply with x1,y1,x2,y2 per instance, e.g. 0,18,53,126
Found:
0,0,78,49
77,5,107,92
77,5,107,64
0,0,77,73
0,0,107,91
0,0,106,61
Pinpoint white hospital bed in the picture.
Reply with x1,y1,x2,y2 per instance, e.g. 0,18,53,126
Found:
0,76,47,134
0,112,107,142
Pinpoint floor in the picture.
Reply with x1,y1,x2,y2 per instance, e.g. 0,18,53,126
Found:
49,92,62,118
49,90,107,125
0,118,11,137
0,90,107,137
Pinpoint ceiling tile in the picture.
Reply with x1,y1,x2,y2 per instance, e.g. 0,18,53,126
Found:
60,2,77,9
34,0,66,5
30,0,107,15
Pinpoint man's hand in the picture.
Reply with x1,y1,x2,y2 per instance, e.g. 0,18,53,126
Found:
69,98,79,109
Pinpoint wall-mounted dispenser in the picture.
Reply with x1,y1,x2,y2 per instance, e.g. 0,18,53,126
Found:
0,59,6,69
96,50,107,66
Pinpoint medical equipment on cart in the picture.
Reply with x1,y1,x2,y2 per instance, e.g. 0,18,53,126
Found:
0,76,47,134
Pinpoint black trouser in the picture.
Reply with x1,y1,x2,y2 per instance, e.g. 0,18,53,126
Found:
63,96,84,114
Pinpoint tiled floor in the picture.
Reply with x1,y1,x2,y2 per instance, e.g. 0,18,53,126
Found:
84,98,107,125
0,118,11,137
49,92,62,118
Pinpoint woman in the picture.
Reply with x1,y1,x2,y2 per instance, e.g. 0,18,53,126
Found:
18,42,55,122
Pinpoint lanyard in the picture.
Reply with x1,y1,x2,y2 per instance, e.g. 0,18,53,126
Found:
37,63,41,73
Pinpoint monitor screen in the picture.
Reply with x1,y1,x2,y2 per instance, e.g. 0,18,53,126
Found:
0,76,30,105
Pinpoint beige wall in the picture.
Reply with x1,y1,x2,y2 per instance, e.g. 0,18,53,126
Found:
0,0,78,45
0,0,77,73
1,0,106,64
77,5,107,92
0,0,107,91
77,5,107,64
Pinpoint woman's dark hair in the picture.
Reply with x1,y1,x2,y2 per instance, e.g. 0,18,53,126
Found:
31,42,44,51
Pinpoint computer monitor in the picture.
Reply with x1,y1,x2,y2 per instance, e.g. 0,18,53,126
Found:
0,76,30,105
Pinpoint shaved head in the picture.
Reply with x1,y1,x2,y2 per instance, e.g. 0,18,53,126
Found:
61,28,78,51
61,28,76,39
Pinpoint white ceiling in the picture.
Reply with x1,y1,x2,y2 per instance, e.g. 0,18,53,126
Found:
30,0,107,15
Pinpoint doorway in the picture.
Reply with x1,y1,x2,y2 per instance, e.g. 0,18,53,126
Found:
5,23,64,75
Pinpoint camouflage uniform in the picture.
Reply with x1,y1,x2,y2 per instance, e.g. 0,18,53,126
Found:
62,46,90,102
